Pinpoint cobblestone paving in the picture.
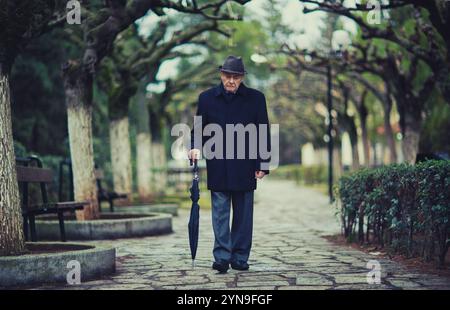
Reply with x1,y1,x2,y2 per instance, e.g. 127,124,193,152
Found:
34,179,450,290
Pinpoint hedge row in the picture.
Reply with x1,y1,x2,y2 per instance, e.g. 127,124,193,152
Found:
337,160,450,266
270,164,328,185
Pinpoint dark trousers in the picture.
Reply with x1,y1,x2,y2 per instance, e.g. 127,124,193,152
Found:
211,190,254,264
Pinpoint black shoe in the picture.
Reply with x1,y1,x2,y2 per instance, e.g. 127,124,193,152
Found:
212,261,229,273
230,261,249,271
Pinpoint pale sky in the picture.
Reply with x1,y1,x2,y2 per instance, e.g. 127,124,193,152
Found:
137,0,358,93
246,0,357,50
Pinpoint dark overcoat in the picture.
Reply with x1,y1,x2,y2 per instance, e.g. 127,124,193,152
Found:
190,82,271,191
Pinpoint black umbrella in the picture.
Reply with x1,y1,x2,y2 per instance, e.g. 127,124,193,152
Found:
188,158,200,267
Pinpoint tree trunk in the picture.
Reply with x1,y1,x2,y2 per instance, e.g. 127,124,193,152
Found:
64,68,99,220
383,86,398,164
137,131,153,201
150,141,158,192
0,73,25,256
150,142,159,192
351,141,360,171
135,91,154,201
356,91,370,167
158,142,168,190
383,113,398,164
333,147,342,180
109,116,132,204
347,117,360,170
395,90,423,164
401,119,422,164
360,112,371,167
151,141,167,193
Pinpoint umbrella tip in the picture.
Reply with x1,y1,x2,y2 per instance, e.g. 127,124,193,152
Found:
192,259,196,268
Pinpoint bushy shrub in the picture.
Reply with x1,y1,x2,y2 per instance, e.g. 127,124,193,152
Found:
416,160,450,264
337,160,450,267
271,164,327,185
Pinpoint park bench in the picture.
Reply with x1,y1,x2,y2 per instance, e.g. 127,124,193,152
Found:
59,158,128,212
95,168,128,212
16,156,88,242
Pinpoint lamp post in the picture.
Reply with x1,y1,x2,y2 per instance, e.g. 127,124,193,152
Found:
326,62,334,203
327,30,351,203
277,30,350,203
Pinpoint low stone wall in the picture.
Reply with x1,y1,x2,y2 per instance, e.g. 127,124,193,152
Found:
114,203,179,216
35,213,172,240
0,242,115,287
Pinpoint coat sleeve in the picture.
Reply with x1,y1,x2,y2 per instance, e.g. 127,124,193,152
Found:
256,93,271,175
190,94,207,151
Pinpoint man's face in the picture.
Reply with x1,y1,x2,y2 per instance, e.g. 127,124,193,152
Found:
220,71,244,93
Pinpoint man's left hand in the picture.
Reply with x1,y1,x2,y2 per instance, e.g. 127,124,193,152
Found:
255,171,266,179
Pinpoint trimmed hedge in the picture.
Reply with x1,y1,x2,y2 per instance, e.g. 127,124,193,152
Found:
337,160,450,266
271,164,328,185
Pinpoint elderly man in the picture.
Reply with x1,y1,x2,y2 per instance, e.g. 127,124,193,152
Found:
188,55,271,273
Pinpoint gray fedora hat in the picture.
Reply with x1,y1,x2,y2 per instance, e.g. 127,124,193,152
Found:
219,55,247,75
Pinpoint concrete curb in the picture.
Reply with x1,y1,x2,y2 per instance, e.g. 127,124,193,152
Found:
35,213,173,240
0,242,115,287
114,203,179,216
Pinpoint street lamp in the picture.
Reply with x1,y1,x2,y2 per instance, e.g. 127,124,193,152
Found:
327,30,351,203
250,53,268,64
332,30,352,56
288,31,351,203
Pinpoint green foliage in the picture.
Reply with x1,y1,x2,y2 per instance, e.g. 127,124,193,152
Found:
420,95,450,154
11,31,69,156
416,160,450,263
270,164,328,185
337,160,450,267
208,19,271,83
13,140,27,158
0,0,56,72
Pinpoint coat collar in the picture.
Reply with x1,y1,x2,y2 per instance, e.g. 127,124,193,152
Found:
215,82,248,97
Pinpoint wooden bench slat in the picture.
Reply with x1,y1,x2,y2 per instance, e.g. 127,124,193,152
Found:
94,167,129,212
23,208,60,216
98,191,128,199
16,166,54,183
28,201,88,210
17,160,87,242
23,206,83,216
24,205,84,215
54,201,90,207
108,192,128,199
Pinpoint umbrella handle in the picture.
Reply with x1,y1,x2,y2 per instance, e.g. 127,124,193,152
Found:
190,158,198,171
190,159,199,181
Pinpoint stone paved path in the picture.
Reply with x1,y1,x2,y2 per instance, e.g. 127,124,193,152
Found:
34,179,450,290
